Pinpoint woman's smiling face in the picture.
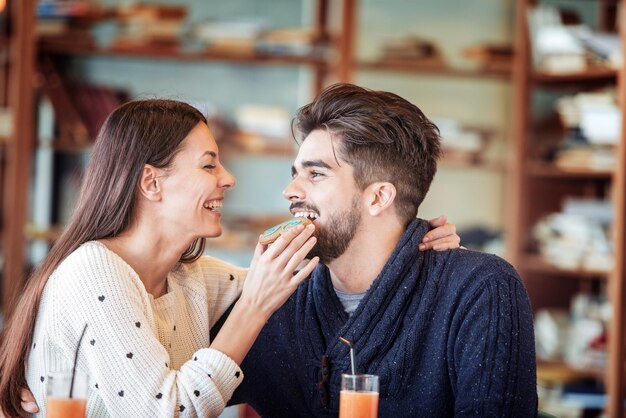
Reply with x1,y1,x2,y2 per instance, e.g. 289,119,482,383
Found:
156,122,235,240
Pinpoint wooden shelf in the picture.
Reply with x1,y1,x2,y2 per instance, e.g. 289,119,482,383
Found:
357,60,511,80
25,225,63,242
537,359,605,384
532,67,617,85
521,254,610,280
439,158,505,171
526,161,613,179
39,39,328,68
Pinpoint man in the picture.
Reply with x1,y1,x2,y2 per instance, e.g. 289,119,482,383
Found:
229,83,537,417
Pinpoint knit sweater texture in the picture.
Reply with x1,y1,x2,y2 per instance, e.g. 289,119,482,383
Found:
26,241,247,418
231,219,538,417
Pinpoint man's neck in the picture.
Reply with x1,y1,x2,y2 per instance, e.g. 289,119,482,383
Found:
328,219,406,294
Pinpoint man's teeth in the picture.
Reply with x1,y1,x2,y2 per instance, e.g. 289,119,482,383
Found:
204,200,222,210
294,211,318,220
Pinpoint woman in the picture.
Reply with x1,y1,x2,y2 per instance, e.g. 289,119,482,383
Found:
0,99,458,417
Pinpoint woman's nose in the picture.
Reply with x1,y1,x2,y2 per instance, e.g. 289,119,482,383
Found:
220,166,236,190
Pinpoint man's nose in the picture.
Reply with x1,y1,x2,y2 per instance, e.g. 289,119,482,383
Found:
282,177,303,201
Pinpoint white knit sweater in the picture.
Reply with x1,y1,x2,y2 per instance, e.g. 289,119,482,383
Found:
26,241,247,418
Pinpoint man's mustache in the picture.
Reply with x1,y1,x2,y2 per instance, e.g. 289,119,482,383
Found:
289,202,320,214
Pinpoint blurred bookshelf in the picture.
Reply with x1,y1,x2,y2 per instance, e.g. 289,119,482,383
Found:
0,0,37,318
357,60,511,80
39,39,329,68
521,253,610,281
531,67,617,85
537,359,605,385
526,161,613,179
509,0,626,416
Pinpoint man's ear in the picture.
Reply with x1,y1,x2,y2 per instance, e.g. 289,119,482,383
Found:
365,182,396,216
138,164,162,202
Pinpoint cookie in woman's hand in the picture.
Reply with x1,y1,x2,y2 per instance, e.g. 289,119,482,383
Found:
259,217,314,245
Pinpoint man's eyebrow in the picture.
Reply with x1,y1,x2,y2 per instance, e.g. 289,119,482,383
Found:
301,160,332,169
292,159,332,176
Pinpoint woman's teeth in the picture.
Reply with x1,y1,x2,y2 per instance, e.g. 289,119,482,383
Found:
204,200,222,211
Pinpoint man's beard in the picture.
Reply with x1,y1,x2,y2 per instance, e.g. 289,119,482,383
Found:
308,195,361,265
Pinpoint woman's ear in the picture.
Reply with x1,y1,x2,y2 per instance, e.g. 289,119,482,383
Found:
366,182,396,216
138,164,162,201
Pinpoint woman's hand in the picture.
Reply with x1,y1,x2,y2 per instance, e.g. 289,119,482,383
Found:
210,223,319,364
20,388,38,414
0,388,38,417
419,215,461,251
241,222,319,316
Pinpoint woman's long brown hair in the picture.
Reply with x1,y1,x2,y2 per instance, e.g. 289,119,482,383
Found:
0,99,207,417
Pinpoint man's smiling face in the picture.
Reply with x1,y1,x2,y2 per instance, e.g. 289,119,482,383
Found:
283,129,363,264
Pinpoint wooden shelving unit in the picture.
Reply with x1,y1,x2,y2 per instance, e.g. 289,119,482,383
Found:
1,0,37,318
521,253,610,280
509,0,626,416
357,60,511,80
532,67,617,85
526,161,613,179
339,0,511,180
39,39,329,68
537,359,605,385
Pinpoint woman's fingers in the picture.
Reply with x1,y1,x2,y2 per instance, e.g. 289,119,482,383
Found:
423,220,455,242
420,224,461,251
290,256,319,286
284,235,317,273
248,241,265,271
20,388,39,413
263,223,315,261
427,214,447,228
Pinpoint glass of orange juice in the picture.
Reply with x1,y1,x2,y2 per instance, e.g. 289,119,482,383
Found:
46,371,88,418
339,374,379,418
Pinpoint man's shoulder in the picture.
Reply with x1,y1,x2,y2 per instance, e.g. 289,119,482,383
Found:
430,248,523,288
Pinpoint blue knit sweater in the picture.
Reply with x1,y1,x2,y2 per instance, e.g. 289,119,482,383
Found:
230,219,538,417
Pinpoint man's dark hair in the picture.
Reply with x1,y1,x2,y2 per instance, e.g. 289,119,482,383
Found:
295,83,441,225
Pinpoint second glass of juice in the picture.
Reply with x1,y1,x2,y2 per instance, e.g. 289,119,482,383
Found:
46,370,88,418
339,374,379,418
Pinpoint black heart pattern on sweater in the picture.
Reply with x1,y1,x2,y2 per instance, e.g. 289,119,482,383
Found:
98,295,105,302
118,390,124,397
126,353,133,359
135,322,141,328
